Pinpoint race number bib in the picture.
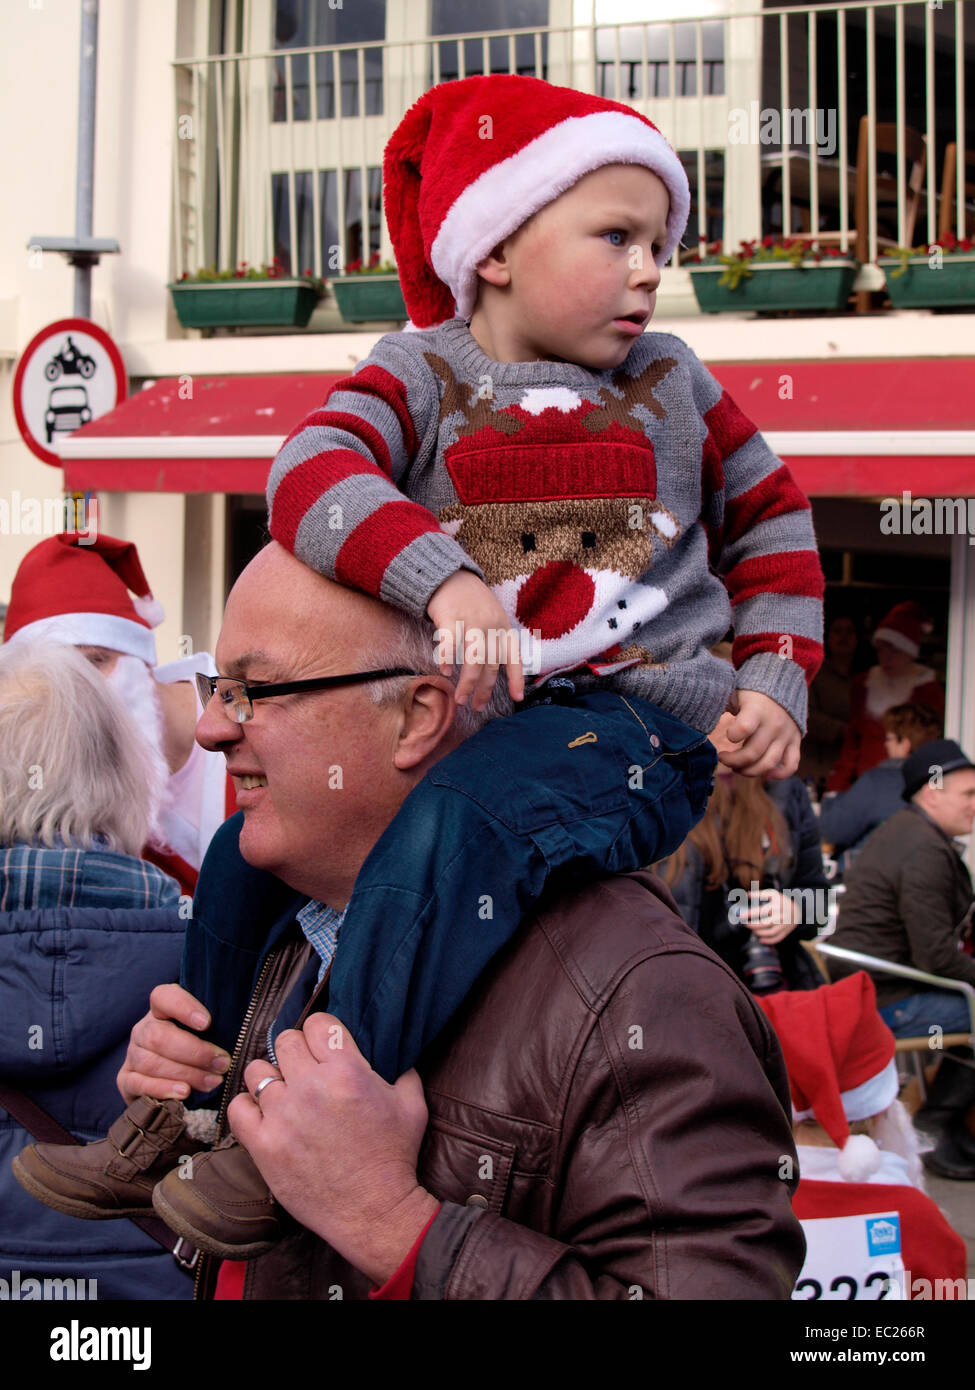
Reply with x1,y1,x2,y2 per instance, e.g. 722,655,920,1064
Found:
792,1212,905,1300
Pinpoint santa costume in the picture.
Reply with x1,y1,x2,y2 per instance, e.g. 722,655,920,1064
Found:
758,974,966,1300
827,602,943,791
4,532,232,892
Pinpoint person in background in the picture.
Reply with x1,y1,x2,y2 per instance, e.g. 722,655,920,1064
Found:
0,641,190,1299
758,975,967,1301
819,701,943,870
828,739,975,1180
3,533,232,893
655,764,828,995
827,602,944,792
799,614,860,798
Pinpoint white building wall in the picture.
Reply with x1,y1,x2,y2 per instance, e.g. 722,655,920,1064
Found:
0,0,191,664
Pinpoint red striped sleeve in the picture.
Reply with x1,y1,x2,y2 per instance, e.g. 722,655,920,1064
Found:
270,449,390,552
725,551,825,606
701,425,725,498
732,631,824,682
316,411,395,477
350,364,418,459
723,465,812,547
334,500,444,596
702,391,757,477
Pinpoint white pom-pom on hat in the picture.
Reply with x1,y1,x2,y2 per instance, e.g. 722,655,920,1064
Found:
837,1132,884,1182
132,593,166,628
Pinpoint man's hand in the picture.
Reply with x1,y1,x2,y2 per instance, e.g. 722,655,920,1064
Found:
426,569,525,710
715,690,801,780
229,1015,439,1287
117,984,230,1106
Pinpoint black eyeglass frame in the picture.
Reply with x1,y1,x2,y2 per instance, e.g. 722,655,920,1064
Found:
195,668,421,723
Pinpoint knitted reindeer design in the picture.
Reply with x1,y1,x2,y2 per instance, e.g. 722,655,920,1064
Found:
429,353,683,676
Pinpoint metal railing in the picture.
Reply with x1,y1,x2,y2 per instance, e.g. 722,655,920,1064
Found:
171,1,971,304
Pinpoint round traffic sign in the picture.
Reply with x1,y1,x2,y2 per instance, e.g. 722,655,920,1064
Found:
12,318,127,467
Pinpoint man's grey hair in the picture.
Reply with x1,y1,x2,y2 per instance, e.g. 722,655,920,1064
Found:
0,640,159,857
364,611,513,737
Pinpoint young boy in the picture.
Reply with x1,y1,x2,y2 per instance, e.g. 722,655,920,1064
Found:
16,76,824,1261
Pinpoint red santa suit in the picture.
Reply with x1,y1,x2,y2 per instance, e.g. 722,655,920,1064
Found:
828,603,943,791
757,973,967,1302
793,1146,966,1300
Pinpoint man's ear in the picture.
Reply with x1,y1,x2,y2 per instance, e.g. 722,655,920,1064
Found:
475,241,510,289
392,674,459,771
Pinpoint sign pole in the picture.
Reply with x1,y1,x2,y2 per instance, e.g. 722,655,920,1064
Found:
74,0,99,319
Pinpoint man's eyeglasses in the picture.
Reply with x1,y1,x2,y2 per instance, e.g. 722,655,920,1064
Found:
195,669,420,725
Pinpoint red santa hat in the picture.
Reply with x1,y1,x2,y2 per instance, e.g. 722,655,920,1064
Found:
4,533,165,666
383,75,691,328
873,601,933,659
757,973,899,1183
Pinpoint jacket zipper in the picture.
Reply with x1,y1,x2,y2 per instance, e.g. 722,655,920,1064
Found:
191,944,336,1299
192,947,279,1301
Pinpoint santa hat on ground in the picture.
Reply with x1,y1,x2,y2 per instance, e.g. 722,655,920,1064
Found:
873,601,933,659
4,533,165,666
383,74,691,328
757,973,899,1182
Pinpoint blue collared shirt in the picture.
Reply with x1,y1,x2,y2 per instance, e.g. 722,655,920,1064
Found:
295,898,345,982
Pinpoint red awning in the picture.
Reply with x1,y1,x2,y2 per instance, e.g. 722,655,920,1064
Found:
57,374,339,493
57,358,975,496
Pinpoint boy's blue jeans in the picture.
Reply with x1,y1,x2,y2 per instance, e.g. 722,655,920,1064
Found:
325,684,716,1082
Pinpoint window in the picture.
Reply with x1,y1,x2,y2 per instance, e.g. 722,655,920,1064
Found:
271,166,382,276
594,20,724,100
272,0,386,121
431,0,549,82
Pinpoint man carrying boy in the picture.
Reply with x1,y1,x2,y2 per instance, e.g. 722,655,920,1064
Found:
16,76,824,1277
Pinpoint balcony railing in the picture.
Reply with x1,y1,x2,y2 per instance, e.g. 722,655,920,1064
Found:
171,0,972,309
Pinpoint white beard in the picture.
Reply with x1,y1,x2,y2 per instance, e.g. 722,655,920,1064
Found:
873,1099,927,1191
105,656,172,849
864,663,935,719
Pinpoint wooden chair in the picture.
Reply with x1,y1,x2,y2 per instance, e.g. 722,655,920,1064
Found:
814,941,975,1099
789,115,926,310
937,143,975,243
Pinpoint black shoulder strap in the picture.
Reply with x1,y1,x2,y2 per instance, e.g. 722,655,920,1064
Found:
0,1080,198,1269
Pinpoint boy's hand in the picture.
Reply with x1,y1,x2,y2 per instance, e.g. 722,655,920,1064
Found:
715,689,801,780
427,570,525,710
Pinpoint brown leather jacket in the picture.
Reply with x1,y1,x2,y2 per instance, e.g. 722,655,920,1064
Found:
195,870,804,1300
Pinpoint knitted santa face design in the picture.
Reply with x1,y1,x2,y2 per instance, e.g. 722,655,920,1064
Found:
432,353,682,675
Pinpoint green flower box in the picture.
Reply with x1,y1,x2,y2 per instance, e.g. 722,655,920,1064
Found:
882,255,975,309
168,279,321,328
329,274,407,324
689,260,858,313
